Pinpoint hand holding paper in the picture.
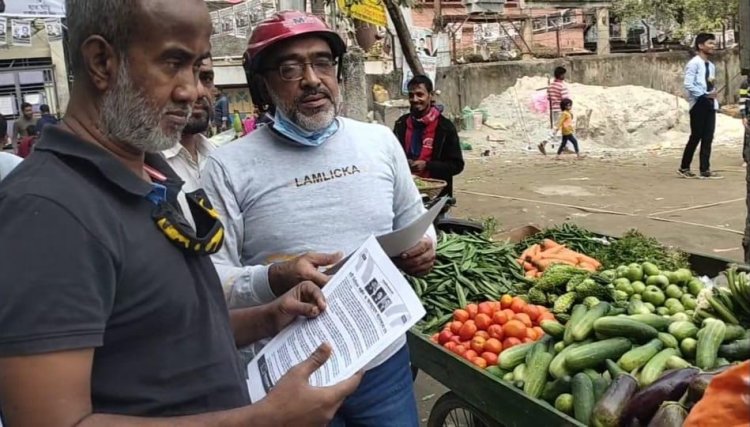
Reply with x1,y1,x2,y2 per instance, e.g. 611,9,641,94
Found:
259,343,363,426
393,236,435,277
269,251,344,296
269,281,328,335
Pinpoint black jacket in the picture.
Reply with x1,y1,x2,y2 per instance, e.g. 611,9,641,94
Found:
394,114,464,197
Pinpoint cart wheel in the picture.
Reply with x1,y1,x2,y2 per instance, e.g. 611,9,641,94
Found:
427,392,504,427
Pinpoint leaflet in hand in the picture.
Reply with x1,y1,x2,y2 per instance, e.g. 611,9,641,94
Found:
246,235,426,402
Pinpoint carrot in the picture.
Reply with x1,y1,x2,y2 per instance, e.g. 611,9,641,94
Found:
539,253,580,266
525,270,538,278
578,262,597,272
529,244,541,258
522,261,535,271
540,245,567,256
536,272,543,278
541,239,560,250
577,254,602,269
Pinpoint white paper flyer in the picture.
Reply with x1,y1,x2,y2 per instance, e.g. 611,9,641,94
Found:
246,235,426,402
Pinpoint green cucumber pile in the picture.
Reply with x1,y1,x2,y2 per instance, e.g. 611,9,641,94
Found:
484,300,749,426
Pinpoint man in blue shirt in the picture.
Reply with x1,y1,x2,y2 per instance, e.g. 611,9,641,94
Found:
679,33,721,179
35,104,58,132
214,89,230,132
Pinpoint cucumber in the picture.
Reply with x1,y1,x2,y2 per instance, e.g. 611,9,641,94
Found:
503,372,515,382
554,393,574,415
666,355,692,370
593,376,609,402
593,317,659,343
526,342,547,366
513,363,527,382
680,337,698,359
553,341,566,353
658,332,680,349
696,319,726,369
639,348,678,386
722,324,746,342
572,302,610,342
718,338,750,361
618,339,664,372
542,375,572,403
565,305,588,345
541,320,566,339
550,341,589,379
647,402,687,427
565,338,633,371
498,341,535,370
668,321,699,341
628,314,674,331
524,351,554,398
572,373,595,424
605,359,627,378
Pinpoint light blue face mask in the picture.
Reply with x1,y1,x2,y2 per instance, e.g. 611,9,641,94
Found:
271,108,339,147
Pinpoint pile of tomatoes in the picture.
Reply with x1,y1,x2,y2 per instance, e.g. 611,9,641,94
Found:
430,295,557,369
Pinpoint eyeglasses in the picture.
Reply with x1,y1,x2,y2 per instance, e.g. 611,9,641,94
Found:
269,59,338,81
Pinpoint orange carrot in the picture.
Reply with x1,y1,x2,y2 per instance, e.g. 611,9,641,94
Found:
540,245,567,256
541,239,560,250
577,254,602,269
525,270,537,278
578,262,597,272
533,258,574,270
523,261,535,271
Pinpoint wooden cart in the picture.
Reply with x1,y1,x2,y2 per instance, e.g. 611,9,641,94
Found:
408,227,740,427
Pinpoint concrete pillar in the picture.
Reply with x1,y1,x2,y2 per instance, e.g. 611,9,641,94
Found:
49,38,70,113
595,8,610,55
521,17,534,59
341,46,368,122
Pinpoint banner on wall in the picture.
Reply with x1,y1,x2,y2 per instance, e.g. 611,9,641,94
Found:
401,54,437,95
11,18,31,46
0,0,65,17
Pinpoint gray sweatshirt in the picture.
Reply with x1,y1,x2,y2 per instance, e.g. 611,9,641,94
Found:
201,117,429,368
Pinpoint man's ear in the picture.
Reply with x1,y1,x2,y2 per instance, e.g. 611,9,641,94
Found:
80,35,120,92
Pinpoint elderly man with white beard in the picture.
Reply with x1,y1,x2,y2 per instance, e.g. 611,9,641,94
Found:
201,11,435,427
0,1,361,425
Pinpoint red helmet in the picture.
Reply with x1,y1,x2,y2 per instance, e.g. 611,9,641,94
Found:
246,10,346,71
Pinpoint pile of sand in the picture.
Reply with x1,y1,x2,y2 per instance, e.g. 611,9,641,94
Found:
466,76,742,155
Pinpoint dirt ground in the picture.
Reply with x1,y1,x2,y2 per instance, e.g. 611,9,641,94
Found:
412,142,748,425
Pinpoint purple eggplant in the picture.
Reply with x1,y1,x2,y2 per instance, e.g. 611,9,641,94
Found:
686,364,735,405
620,367,699,426
647,402,688,427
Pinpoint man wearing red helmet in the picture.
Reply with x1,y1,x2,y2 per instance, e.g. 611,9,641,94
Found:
202,10,432,427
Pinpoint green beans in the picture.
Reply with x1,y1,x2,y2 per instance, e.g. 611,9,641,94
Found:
410,232,527,332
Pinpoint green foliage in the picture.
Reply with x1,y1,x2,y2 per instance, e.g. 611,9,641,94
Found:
611,0,738,36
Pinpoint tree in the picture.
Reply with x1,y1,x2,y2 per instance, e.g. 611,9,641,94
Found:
612,0,738,36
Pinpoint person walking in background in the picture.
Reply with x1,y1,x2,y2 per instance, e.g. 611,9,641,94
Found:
679,33,722,179
394,74,464,198
35,104,58,132
553,99,581,159
11,102,36,152
539,66,571,154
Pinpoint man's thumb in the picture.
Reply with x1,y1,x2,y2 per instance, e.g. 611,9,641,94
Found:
299,343,332,377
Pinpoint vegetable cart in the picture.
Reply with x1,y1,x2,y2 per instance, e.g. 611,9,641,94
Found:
408,226,741,427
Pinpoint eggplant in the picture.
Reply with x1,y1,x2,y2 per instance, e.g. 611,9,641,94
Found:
620,367,699,426
686,364,735,405
646,402,687,427
591,373,639,427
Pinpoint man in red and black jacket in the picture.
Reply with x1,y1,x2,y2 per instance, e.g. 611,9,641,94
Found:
394,75,464,197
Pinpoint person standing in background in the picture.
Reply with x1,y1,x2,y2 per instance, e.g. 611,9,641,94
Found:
539,66,571,154
162,57,217,228
214,88,230,132
11,102,37,152
394,74,464,198
35,104,58,132
0,115,8,150
678,33,722,179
